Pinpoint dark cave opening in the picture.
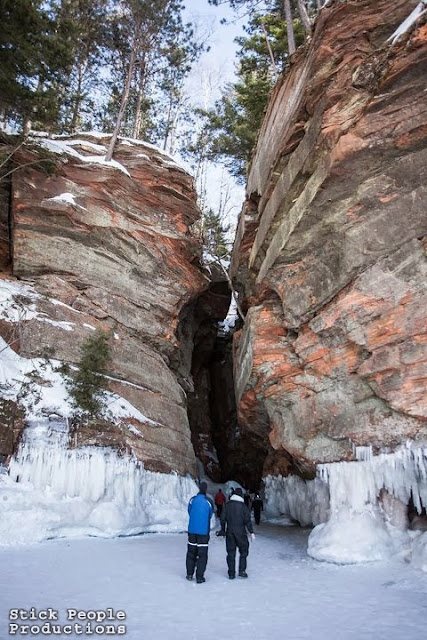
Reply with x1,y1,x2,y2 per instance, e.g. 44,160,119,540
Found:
183,272,269,491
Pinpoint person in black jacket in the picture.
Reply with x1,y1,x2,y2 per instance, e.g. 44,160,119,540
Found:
252,494,264,525
220,487,255,579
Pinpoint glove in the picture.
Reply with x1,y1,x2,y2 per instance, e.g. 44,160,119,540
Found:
251,533,256,541
216,530,226,537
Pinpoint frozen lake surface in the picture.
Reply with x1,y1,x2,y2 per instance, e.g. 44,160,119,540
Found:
1,522,427,639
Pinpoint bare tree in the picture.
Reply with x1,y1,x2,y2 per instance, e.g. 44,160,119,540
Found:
105,44,138,161
283,0,296,55
297,0,312,35
261,21,278,75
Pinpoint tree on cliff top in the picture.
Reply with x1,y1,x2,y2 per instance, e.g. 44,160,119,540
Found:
194,1,308,179
105,0,204,161
53,0,111,133
0,0,74,133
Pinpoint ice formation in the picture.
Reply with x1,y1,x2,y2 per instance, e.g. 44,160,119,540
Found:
309,444,427,564
264,474,329,527
264,444,427,567
318,444,427,516
0,279,198,546
0,417,197,546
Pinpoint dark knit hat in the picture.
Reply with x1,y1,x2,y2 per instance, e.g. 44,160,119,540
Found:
199,481,208,494
234,487,243,497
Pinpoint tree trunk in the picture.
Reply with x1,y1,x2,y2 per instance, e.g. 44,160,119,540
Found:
132,56,147,139
106,45,137,161
261,23,278,75
284,0,296,55
70,63,84,132
297,0,312,35
22,118,32,137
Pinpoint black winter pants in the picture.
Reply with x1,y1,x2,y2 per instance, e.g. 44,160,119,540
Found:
253,508,261,525
186,533,210,579
226,532,249,576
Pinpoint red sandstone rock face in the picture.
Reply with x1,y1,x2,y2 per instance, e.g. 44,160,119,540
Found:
0,134,210,476
232,0,427,473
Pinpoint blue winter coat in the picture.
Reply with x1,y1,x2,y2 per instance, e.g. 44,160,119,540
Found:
188,493,213,535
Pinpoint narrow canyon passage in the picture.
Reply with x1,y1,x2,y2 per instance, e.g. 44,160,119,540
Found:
0,3,426,624
1,524,426,640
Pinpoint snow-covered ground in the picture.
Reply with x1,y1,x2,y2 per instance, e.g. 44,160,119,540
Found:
1,523,426,640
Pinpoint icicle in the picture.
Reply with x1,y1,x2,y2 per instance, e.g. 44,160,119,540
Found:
264,473,330,526
318,443,427,515
1,416,198,545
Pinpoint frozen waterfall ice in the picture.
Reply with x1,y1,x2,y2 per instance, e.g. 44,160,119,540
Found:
0,416,197,546
265,443,427,566
308,443,427,564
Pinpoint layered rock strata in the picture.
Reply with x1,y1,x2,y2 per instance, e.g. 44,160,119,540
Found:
0,134,212,476
231,0,427,478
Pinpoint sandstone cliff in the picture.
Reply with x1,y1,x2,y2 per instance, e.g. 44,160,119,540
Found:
231,0,427,478
0,133,222,476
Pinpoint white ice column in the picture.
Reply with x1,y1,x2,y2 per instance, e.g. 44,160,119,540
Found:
308,443,427,564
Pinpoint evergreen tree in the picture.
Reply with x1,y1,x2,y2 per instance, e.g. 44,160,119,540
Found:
0,0,73,132
66,330,112,419
203,208,231,260
51,0,112,133
197,0,323,178
192,2,306,179
105,0,204,159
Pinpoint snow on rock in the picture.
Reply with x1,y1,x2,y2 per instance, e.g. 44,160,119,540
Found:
0,279,39,322
31,131,188,173
35,137,132,177
0,335,151,425
0,337,71,417
387,1,427,45
44,192,87,211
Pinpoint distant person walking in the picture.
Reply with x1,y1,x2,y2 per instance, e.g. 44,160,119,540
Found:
252,494,264,525
186,481,213,584
220,487,255,579
214,488,226,517
244,490,252,510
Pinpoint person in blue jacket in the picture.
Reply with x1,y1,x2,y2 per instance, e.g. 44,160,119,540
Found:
186,481,213,583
